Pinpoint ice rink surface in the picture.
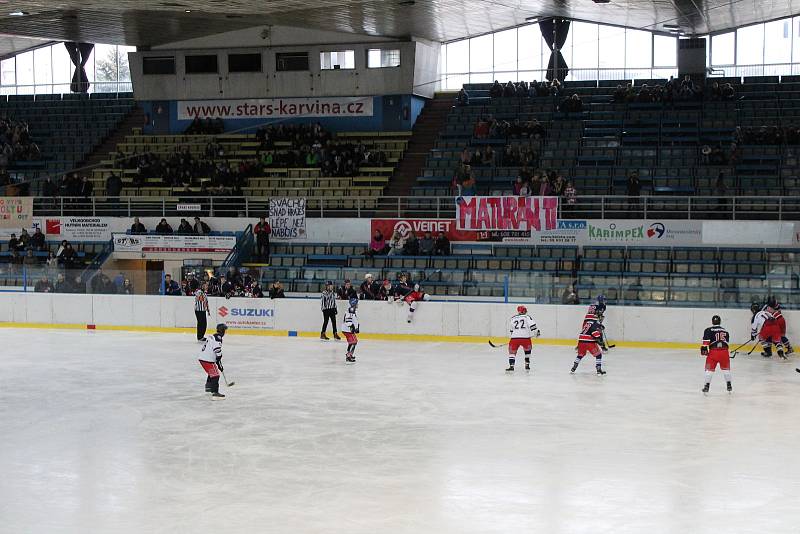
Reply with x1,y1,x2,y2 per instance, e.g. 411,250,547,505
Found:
2,328,800,534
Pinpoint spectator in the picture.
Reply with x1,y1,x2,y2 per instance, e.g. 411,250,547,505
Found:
360,273,380,300
22,249,37,268
42,176,58,198
251,282,264,298
268,281,285,299
8,233,22,252
130,217,146,234
106,172,123,197
177,218,194,234
113,271,126,292
8,249,21,273
155,218,173,234
489,80,503,98
626,172,641,212
456,88,469,106
72,275,85,294
721,83,735,101
121,279,134,295
90,269,111,294
78,176,93,197
254,216,271,260
337,279,358,300
29,227,45,251
19,228,30,249
403,231,420,255
710,81,721,101
54,273,70,293
45,250,58,271
561,283,579,305
193,216,211,235
387,231,405,256
365,229,389,257
419,231,435,255
34,275,54,293
164,274,182,295
434,231,451,256
377,279,392,301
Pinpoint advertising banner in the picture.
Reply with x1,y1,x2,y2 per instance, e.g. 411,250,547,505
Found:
214,300,275,330
456,196,559,241
46,217,112,241
269,197,306,240
178,97,374,120
582,220,703,246
371,218,479,243
112,234,236,253
0,197,33,228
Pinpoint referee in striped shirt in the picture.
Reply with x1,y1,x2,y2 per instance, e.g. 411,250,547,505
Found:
195,282,211,341
320,280,340,340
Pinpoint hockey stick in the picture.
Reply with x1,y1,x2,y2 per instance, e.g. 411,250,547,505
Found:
221,370,235,387
488,340,508,348
731,340,759,358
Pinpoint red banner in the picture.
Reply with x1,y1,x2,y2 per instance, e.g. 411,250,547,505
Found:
370,219,479,242
456,196,559,232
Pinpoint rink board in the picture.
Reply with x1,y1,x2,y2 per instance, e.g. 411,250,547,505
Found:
0,293,793,349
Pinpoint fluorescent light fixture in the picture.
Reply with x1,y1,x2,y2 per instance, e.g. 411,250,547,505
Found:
9,11,27,16
525,16,538,22
663,23,680,29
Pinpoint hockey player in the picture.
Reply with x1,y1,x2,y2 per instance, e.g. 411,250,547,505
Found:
751,301,786,359
506,305,540,372
765,297,793,354
343,298,360,363
584,294,607,323
404,283,430,323
701,315,732,393
392,273,413,301
571,318,607,375
198,323,227,399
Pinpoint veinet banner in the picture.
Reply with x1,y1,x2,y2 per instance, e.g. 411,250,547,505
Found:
178,97,374,120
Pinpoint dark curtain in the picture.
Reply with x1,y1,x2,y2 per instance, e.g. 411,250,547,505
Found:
539,18,571,81
64,42,94,93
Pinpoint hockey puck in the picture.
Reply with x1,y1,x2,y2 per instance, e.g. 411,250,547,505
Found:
796,368,800,373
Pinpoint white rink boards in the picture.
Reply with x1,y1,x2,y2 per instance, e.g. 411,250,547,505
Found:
2,329,800,534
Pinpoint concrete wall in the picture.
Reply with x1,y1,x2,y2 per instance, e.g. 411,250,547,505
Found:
1,292,792,346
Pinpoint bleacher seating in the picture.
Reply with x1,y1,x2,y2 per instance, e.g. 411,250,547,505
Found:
0,93,136,180
246,243,800,308
415,76,800,198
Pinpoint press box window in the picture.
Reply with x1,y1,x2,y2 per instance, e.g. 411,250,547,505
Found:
142,56,175,75
367,48,400,68
276,52,309,71
228,53,262,73
185,54,218,74
320,50,355,70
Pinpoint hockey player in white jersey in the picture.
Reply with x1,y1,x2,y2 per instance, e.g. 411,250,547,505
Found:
343,298,360,363
506,305,540,372
198,323,227,399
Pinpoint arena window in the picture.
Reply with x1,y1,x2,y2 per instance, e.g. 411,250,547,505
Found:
367,48,401,68
142,56,176,75
276,52,309,71
185,54,218,74
227,53,262,73
319,50,355,70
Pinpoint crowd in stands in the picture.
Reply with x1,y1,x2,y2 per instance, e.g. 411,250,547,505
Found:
488,79,564,99
128,216,212,235
0,117,40,166
185,117,224,135
365,229,451,257
171,267,283,300
612,75,719,104
473,116,546,141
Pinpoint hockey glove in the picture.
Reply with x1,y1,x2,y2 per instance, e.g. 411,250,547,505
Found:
750,332,756,341
216,357,224,372
534,329,541,338
355,327,360,334
700,346,709,356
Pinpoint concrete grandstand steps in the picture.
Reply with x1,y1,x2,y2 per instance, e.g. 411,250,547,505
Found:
384,93,453,198
79,105,145,175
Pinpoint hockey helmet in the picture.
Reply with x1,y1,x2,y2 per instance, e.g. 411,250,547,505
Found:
414,284,420,291
711,315,721,326
365,273,374,280
750,302,761,314
596,294,606,303
383,279,391,286
767,296,778,308
216,323,228,335
325,280,334,286
517,305,528,314
349,297,359,309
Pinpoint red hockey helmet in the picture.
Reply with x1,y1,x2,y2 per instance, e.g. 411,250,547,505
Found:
517,305,527,314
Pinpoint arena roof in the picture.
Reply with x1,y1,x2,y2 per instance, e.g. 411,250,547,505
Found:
0,0,795,50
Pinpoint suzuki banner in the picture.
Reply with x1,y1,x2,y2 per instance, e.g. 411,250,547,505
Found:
112,234,236,253
178,97,374,120
213,298,275,330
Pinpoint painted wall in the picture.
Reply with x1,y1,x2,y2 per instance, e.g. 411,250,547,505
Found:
0,293,793,346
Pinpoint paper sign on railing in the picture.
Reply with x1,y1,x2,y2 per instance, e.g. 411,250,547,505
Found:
269,198,306,240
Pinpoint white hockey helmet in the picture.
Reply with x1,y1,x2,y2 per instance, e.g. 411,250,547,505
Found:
365,273,373,280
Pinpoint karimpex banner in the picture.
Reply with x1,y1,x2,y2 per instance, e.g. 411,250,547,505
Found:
371,219,479,243
46,217,111,241
112,234,236,253
583,220,702,245
269,198,306,240
178,97,374,120
456,196,559,240
0,197,33,228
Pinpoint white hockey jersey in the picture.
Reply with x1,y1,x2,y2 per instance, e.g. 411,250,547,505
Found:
198,334,223,363
509,313,539,339
343,311,360,333
751,310,769,337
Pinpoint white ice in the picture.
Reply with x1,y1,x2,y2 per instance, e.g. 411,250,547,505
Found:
2,328,800,534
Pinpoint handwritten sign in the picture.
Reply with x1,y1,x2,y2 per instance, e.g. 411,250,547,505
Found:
0,197,33,228
269,197,306,240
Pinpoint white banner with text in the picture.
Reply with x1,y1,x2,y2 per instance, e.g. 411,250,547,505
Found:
112,234,236,253
178,97,374,120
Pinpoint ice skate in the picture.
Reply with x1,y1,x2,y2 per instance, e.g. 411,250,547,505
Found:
320,333,329,341
211,392,226,400
778,350,787,360
596,368,606,375
702,383,710,393
333,333,341,340
505,365,514,372
345,355,356,364
524,364,530,371
570,363,578,373
727,382,732,392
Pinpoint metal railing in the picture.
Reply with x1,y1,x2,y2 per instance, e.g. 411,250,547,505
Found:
27,195,800,221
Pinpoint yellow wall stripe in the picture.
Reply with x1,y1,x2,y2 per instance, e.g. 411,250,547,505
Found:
0,321,701,350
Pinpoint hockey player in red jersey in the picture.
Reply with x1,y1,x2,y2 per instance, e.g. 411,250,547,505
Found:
701,315,732,393
571,318,607,375
506,305,540,372
584,294,607,323
404,283,429,323
765,297,793,354
751,301,786,359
